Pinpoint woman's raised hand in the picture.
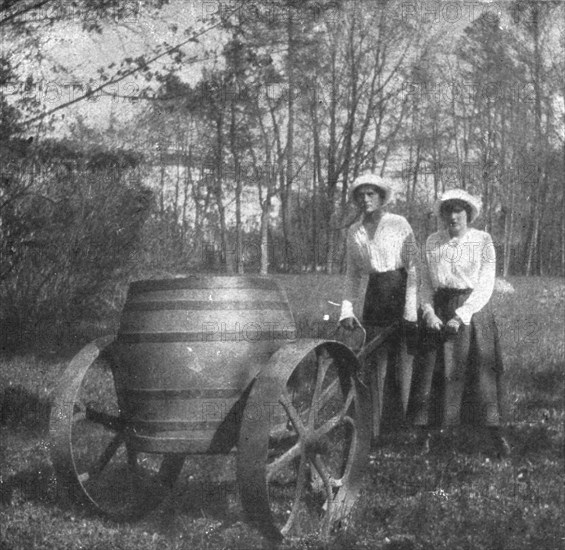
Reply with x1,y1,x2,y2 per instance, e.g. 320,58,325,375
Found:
340,317,360,331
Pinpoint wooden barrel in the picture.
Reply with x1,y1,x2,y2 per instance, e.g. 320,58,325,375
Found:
114,276,295,454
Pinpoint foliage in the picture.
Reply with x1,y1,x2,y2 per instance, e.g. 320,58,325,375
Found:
108,0,563,276
0,138,153,351
0,0,564,345
2,1,564,279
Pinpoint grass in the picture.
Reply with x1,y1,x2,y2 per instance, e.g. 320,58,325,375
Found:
1,275,564,549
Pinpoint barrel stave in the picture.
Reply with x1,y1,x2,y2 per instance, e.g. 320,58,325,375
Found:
115,276,294,454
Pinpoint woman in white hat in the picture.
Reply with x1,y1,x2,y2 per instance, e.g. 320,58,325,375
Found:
339,173,419,444
410,189,510,457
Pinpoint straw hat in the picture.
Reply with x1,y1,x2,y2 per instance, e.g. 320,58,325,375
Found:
435,189,481,223
349,174,394,206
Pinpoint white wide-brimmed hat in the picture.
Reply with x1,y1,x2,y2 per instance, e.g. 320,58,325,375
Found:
349,174,394,206
435,189,481,223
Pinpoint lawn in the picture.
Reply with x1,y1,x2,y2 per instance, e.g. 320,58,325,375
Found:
0,275,564,549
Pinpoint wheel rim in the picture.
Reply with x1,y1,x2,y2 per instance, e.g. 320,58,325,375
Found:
237,341,371,540
49,340,184,519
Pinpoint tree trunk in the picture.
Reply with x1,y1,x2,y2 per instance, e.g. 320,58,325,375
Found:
230,94,244,274
503,162,515,278
213,116,234,274
282,7,296,272
526,3,544,277
260,199,270,275
310,93,321,270
561,196,565,277
181,141,191,254
159,149,166,216
326,37,338,274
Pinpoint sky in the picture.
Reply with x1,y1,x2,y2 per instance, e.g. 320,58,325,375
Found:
3,0,517,138
6,1,226,135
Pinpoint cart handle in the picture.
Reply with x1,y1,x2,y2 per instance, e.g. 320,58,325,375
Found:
355,322,400,363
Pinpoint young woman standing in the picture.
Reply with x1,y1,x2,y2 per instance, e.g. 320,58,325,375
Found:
339,173,419,443
410,189,510,457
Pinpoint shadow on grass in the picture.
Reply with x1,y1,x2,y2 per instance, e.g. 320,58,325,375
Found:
0,462,57,507
506,422,563,459
529,367,565,394
375,415,562,464
168,478,240,520
0,385,51,434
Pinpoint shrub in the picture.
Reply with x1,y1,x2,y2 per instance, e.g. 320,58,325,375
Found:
0,139,153,351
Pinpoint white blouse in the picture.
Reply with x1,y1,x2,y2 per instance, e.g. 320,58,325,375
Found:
420,228,496,325
340,212,419,323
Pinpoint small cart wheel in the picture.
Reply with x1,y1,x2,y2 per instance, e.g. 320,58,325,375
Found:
49,337,184,520
237,340,371,541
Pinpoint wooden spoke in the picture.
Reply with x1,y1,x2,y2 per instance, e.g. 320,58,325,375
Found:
85,406,122,432
308,348,333,428
266,441,301,481
315,386,356,438
279,389,307,438
83,432,124,481
280,455,310,537
317,378,339,412
313,454,342,490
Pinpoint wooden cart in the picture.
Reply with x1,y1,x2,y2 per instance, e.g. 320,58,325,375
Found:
49,276,396,541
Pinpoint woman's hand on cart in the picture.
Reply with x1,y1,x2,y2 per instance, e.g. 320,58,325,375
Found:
423,310,443,331
445,316,462,335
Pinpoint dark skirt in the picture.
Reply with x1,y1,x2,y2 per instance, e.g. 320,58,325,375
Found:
409,288,505,427
363,269,407,327
363,269,414,430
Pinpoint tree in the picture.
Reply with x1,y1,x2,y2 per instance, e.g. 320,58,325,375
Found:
508,0,563,275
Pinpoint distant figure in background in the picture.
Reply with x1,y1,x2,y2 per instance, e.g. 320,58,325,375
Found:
339,173,419,445
410,189,510,457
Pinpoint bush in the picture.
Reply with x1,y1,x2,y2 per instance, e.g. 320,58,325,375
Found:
0,139,153,351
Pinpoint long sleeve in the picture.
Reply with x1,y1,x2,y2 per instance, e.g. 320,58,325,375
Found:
455,233,496,324
401,228,419,322
339,230,363,321
420,239,436,319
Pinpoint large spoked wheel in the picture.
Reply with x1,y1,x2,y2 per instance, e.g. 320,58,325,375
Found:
49,337,184,520
237,340,371,541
